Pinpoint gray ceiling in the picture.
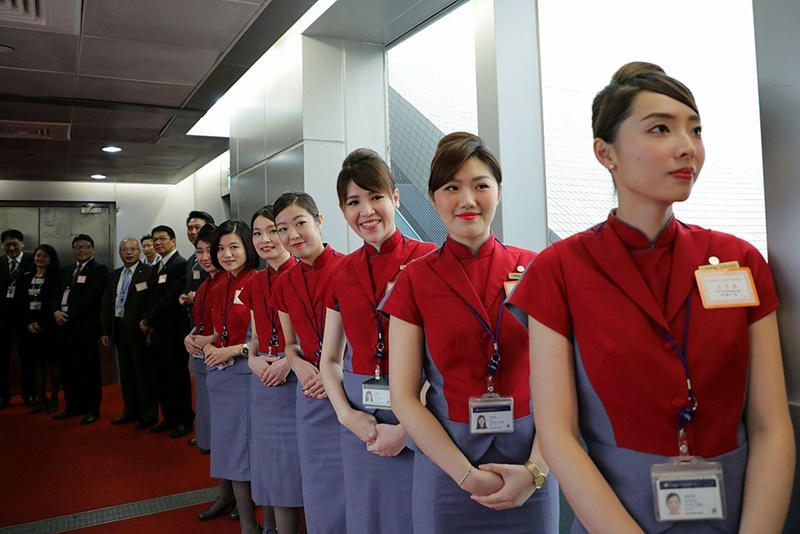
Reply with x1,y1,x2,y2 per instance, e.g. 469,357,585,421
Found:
0,0,314,184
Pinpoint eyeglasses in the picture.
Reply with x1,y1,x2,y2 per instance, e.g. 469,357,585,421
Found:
72,244,92,251
152,236,171,242
119,247,140,253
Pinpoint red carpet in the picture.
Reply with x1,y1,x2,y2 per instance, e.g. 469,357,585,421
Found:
0,383,215,528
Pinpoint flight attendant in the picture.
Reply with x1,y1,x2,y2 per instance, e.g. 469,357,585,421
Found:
240,206,302,534
202,220,260,534
381,132,559,533
319,148,437,532
183,224,236,522
270,192,346,534
509,62,794,532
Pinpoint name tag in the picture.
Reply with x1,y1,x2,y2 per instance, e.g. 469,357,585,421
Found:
115,308,124,318
469,394,514,434
158,274,167,284
234,289,244,305
192,269,201,280
30,301,42,310
695,267,759,308
5,286,15,299
135,281,148,292
652,460,726,522
362,377,391,409
77,275,87,284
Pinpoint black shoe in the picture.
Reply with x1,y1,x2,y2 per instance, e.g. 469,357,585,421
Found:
230,506,239,521
29,401,45,414
197,498,235,521
111,414,138,425
135,418,156,429
170,424,192,439
46,398,58,414
52,410,76,420
80,413,99,425
149,420,176,433
200,447,210,455
23,396,36,407
187,437,197,446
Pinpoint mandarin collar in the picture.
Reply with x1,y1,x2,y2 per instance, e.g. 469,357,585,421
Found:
446,233,496,262
270,255,296,276
607,211,677,252
365,229,403,258
300,244,334,273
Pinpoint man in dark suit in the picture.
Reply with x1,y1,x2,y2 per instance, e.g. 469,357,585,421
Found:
140,225,194,438
101,238,156,426
51,234,108,425
0,229,35,409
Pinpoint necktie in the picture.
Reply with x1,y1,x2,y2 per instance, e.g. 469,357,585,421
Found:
156,260,164,274
117,268,132,309
8,259,18,281
71,263,82,286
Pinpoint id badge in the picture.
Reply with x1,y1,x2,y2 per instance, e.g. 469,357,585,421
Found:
469,393,514,434
362,377,391,409
158,274,167,284
6,286,15,299
115,307,124,318
61,288,70,311
216,358,235,370
695,267,759,308
192,269,201,280
651,460,726,522
30,301,42,311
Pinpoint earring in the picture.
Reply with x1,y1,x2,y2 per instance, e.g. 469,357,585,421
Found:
608,164,616,171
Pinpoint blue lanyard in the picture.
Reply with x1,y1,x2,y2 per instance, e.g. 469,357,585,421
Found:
463,291,505,393
659,297,696,428
219,276,236,347
298,283,324,366
369,302,386,379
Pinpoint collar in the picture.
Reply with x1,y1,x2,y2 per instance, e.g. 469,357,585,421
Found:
271,255,295,276
365,229,403,258
300,244,336,273
160,249,178,264
445,233,496,262
606,210,678,253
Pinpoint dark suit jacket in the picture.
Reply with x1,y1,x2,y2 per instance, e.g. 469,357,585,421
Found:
142,251,187,347
101,261,152,345
0,252,34,320
51,258,109,342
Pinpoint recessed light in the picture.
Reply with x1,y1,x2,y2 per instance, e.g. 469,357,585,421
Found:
102,146,122,153
0,45,15,53
91,174,107,180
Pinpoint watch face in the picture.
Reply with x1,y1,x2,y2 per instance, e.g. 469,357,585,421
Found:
535,474,546,489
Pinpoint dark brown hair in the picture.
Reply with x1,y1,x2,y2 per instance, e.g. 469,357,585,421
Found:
592,61,699,143
251,205,276,229
210,220,259,272
428,132,502,197
336,148,396,206
273,191,320,221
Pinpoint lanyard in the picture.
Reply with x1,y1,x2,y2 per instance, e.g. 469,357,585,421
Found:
658,297,695,456
196,281,210,335
296,271,325,366
219,275,236,347
369,302,386,379
463,291,505,393
260,270,280,355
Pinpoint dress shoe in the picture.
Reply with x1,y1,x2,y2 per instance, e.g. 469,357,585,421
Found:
111,414,138,425
23,396,36,407
135,418,156,429
187,437,197,446
29,401,45,414
230,506,239,520
80,413,99,425
52,410,76,420
200,447,210,455
46,398,58,414
197,498,235,521
170,424,192,439
149,420,176,434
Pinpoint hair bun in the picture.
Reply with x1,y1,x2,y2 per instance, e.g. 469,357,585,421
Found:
611,61,666,84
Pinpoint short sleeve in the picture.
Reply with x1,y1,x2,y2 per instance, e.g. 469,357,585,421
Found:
741,239,779,323
378,264,423,326
269,272,289,313
320,265,341,312
506,243,572,338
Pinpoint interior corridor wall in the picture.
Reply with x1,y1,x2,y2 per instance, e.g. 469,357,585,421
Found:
752,0,800,529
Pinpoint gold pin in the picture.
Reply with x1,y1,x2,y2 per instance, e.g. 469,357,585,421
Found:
709,256,719,266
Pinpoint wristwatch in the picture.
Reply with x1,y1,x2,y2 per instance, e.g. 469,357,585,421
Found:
240,343,249,357
524,460,547,489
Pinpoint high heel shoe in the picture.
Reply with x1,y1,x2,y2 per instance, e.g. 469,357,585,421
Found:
29,401,45,414
197,498,236,521
46,398,58,414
